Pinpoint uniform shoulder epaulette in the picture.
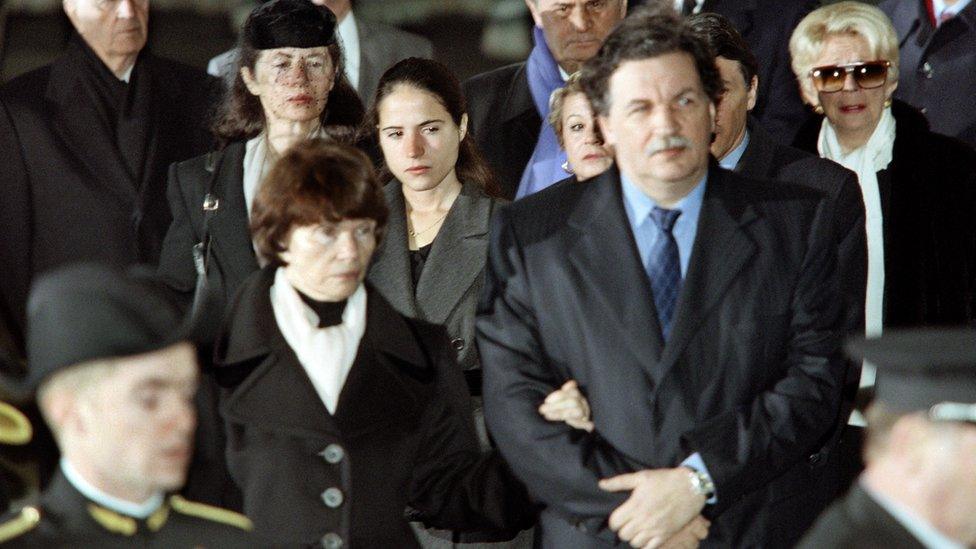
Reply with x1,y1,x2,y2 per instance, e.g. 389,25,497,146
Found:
0,506,41,543
169,495,252,531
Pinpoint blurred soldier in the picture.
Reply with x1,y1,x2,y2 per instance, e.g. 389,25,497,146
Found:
0,264,253,547
800,328,976,549
0,0,216,357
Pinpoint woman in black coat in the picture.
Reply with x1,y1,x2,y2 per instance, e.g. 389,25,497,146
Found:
790,2,976,330
214,140,531,547
157,0,364,326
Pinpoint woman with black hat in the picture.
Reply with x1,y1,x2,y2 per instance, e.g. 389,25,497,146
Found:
156,0,365,334
153,0,365,510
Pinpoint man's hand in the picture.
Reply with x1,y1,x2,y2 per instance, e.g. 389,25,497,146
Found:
599,468,707,548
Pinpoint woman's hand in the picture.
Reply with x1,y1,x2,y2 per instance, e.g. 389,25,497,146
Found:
538,380,594,432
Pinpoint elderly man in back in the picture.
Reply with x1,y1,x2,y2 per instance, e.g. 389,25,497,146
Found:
464,0,627,199
0,0,216,359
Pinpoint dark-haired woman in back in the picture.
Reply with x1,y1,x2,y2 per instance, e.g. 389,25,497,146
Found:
365,58,533,548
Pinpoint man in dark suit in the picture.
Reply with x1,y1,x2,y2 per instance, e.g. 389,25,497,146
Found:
799,328,976,549
0,0,215,356
464,0,627,200
633,0,815,142
880,0,976,148
688,11,869,529
477,10,848,548
208,0,433,103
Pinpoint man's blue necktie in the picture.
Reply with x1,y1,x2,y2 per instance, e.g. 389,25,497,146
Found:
647,207,683,340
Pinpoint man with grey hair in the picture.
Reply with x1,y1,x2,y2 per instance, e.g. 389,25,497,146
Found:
0,0,216,360
0,264,253,546
464,0,627,200
478,8,846,548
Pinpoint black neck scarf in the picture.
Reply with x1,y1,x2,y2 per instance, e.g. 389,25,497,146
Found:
296,290,348,328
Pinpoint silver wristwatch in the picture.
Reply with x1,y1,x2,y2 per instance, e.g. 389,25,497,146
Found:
686,468,716,499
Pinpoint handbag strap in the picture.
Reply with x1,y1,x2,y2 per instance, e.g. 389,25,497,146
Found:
192,150,225,277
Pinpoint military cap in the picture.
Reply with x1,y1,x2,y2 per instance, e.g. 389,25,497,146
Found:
846,328,976,423
21,263,189,394
243,0,338,50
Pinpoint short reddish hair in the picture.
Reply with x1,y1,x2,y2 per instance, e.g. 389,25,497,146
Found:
250,139,388,266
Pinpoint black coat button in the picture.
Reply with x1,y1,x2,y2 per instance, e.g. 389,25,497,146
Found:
808,453,823,466
320,444,344,464
451,338,465,351
322,487,344,508
321,532,343,548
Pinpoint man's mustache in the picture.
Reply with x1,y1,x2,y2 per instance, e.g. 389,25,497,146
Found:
644,135,692,156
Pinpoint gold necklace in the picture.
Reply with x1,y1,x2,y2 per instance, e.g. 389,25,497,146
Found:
408,211,449,237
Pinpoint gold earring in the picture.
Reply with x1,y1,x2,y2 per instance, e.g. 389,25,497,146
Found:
884,98,892,108
814,104,824,115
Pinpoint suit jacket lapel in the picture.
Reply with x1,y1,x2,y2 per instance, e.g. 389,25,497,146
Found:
499,65,542,199
355,18,381,102
217,269,339,437
734,121,776,180
567,168,665,370
45,55,137,210
368,184,419,317
208,142,260,290
415,182,493,325
654,168,758,389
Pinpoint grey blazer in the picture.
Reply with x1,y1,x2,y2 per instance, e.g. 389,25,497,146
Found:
368,181,498,374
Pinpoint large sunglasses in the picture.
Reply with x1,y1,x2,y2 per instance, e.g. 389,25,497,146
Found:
808,61,891,93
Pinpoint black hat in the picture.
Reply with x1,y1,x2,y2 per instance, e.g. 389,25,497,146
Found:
846,328,976,423
21,264,190,394
243,0,338,50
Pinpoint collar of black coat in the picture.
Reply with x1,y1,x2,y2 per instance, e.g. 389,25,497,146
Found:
792,99,930,156
44,35,183,109
214,266,428,372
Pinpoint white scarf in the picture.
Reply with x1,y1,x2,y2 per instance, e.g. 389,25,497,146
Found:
270,268,367,414
818,107,896,412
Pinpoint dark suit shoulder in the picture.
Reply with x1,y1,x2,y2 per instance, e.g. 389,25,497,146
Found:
0,64,52,105
361,20,433,57
463,63,525,114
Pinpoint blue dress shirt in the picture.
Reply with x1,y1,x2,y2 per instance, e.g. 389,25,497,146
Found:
619,170,717,503
719,131,750,171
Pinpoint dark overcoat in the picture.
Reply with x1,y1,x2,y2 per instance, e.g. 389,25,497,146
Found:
477,164,849,548
0,43,214,353
797,485,926,549
215,268,532,547
794,100,976,328
881,0,976,147
463,63,537,201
